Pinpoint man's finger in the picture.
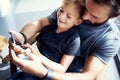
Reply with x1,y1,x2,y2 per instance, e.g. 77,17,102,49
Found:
10,49,25,67
8,30,23,45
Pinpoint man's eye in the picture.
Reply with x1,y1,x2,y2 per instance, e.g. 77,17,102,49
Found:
67,15,71,18
92,16,98,19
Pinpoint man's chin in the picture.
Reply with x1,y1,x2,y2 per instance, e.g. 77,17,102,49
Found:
83,20,107,27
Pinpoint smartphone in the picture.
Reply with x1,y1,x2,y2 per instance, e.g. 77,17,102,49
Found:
10,33,16,44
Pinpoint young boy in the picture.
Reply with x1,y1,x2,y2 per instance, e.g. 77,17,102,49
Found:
35,0,83,73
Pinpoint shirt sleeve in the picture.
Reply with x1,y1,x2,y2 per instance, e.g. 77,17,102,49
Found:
65,32,81,56
93,31,120,64
48,9,58,25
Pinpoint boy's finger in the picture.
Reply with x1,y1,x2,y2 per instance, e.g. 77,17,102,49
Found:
23,43,34,54
23,48,35,60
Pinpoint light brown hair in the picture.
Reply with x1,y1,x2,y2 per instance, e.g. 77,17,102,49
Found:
63,0,84,18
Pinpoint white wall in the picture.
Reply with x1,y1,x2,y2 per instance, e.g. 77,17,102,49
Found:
0,0,11,17
12,0,62,31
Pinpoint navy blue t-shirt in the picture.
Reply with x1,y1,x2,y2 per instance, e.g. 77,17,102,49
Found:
48,10,120,72
36,23,81,71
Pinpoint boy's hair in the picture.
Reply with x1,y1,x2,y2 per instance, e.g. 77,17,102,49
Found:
63,0,84,18
93,0,120,17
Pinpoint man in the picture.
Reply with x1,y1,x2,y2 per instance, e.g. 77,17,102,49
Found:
9,0,120,80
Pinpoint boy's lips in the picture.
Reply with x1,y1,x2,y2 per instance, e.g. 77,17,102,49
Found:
59,19,65,24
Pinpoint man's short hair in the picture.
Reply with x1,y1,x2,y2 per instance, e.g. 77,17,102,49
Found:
93,0,120,17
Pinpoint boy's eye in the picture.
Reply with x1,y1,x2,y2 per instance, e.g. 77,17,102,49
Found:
59,8,63,13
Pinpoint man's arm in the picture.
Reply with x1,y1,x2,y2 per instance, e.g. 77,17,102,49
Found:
10,43,106,80
51,55,106,80
20,17,50,43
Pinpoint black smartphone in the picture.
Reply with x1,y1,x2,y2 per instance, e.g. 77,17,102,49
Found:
10,33,16,44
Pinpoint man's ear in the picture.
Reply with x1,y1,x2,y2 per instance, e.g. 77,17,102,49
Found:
75,19,83,25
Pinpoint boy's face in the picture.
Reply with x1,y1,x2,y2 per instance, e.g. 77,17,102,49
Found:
57,3,82,30
82,0,111,26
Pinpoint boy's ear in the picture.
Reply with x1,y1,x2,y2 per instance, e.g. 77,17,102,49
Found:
75,19,83,25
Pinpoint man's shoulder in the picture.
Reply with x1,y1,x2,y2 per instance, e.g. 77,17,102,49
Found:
98,17,120,41
96,26,120,48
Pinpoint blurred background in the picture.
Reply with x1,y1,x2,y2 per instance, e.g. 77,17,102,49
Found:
0,0,119,80
0,0,62,39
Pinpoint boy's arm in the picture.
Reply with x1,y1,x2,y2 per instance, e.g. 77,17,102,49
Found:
41,54,75,73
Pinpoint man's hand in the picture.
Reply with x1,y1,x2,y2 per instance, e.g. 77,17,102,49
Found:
8,30,25,47
10,44,48,78
2,30,26,63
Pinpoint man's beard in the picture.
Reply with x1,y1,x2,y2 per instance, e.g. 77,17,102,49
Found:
83,20,108,27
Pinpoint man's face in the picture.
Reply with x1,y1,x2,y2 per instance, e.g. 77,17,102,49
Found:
82,0,111,26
